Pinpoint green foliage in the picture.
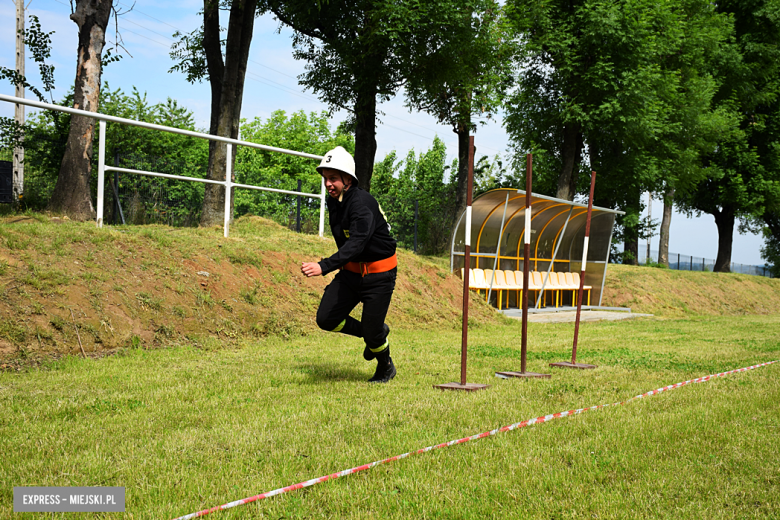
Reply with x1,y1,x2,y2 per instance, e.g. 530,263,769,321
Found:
372,138,510,254
505,0,733,261
18,85,209,213
372,137,457,255
266,0,493,187
0,117,25,151
23,15,56,98
234,110,353,229
473,154,512,196
101,88,209,225
677,0,780,269
404,0,512,133
403,1,514,220
169,26,212,84
760,214,780,276
0,14,56,151
645,259,668,269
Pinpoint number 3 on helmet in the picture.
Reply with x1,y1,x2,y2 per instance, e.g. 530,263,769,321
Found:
317,146,357,183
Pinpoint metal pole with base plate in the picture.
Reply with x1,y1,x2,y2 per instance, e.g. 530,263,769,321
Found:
550,170,598,370
496,154,550,380
435,136,489,392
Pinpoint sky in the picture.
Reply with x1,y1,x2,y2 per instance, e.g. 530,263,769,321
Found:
0,0,768,266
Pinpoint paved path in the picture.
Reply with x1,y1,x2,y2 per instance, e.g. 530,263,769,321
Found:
502,309,654,323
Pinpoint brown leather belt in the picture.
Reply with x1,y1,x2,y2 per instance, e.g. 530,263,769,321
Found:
342,253,397,277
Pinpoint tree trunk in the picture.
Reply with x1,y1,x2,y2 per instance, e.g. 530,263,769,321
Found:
624,230,638,265
658,187,674,267
713,205,734,272
555,122,582,201
766,211,780,239
47,0,112,220
202,0,224,166
200,0,257,227
623,194,640,265
353,84,378,192
454,122,470,221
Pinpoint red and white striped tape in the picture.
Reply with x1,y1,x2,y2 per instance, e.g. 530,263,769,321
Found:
171,360,777,520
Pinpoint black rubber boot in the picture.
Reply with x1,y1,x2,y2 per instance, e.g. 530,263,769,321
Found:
368,348,396,383
363,323,389,361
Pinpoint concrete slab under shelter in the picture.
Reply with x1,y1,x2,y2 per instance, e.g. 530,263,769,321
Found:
501,307,653,324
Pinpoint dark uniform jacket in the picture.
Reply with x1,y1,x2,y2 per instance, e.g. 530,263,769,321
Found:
318,186,396,275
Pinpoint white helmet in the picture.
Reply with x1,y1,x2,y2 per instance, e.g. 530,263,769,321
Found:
317,146,357,183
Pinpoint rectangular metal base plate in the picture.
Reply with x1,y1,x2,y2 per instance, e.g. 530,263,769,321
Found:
434,382,490,392
495,371,551,379
549,361,597,369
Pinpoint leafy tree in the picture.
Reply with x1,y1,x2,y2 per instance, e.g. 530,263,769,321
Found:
48,0,114,220
169,0,259,227
761,211,780,276
676,0,780,272
0,14,56,109
505,0,732,264
403,0,513,221
265,0,484,192
21,86,208,215
0,12,58,195
473,155,510,196
234,110,353,230
372,137,457,255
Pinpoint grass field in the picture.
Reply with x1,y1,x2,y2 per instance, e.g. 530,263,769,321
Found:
2,314,779,519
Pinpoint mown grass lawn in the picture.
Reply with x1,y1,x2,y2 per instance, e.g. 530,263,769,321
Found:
2,314,779,519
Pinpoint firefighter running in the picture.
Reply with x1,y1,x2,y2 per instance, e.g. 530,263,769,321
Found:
301,146,398,383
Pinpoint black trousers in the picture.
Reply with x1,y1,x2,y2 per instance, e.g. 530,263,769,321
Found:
316,267,397,350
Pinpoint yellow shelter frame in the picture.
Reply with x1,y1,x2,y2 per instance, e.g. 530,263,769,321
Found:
450,188,624,308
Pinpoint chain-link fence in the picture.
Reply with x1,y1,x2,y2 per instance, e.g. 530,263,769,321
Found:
107,152,206,226
635,248,772,277
0,160,13,204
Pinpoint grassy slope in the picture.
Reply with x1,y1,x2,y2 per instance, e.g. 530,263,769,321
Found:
603,263,780,316
1,214,780,518
0,215,498,367
2,213,780,368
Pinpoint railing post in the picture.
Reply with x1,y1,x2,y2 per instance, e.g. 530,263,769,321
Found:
224,143,232,238
319,177,326,238
96,119,106,228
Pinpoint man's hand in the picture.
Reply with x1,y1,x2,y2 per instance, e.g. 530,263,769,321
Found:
301,262,323,277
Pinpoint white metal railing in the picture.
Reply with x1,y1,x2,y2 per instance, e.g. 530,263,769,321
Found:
0,93,327,237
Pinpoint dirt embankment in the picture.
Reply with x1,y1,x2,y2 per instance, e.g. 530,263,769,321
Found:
2,214,779,369
602,263,780,316
0,215,498,368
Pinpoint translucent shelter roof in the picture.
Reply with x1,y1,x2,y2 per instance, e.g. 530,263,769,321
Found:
450,188,624,307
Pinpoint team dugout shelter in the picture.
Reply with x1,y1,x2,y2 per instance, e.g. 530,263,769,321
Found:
450,188,624,309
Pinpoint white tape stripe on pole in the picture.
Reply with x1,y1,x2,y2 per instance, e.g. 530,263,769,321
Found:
581,236,589,268
170,360,778,520
465,206,472,247
524,206,531,245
